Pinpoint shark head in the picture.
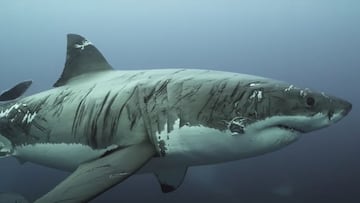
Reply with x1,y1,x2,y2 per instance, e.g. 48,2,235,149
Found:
228,81,352,136
210,76,351,161
217,78,352,161
156,72,352,164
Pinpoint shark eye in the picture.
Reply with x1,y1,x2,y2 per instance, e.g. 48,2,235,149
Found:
306,96,315,107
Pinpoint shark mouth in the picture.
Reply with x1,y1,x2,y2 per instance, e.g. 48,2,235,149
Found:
229,117,309,135
274,124,305,133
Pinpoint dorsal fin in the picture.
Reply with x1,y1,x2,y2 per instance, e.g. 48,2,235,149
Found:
0,80,32,102
53,34,113,87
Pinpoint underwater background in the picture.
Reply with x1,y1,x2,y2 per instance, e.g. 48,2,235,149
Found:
0,0,359,202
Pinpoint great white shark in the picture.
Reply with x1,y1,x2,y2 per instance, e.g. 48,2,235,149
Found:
0,34,352,203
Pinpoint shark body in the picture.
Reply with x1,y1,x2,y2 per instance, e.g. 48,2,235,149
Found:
0,34,352,203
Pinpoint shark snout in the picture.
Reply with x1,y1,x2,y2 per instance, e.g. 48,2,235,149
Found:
327,99,352,123
341,100,352,117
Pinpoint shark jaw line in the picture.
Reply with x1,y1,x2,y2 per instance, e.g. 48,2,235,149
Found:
245,112,334,135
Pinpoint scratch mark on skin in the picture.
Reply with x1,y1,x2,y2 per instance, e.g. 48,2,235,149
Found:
230,82,241,98
173,83,202,107
102,92,119,141
248,82,262,87
89,91,111,148
156,79,170,97
233,90,246,110
249,91,257,100
172,69,186,75
285,85,294,92
249,90,263,102
21,112,37,124
143,81,162,104
126,103,139,132
257,91,263,100
84,164,111,173
72,85,96,137
0,100,50,143
0,103,20,118
52,90,73,117
321,92,330,99
196,80,230,124
74,40,93,50
109,172,129,179
112,86,139,141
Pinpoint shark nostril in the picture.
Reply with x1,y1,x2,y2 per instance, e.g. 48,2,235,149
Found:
341,101,352,116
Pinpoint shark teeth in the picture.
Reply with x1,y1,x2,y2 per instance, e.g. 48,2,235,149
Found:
275,125,305,133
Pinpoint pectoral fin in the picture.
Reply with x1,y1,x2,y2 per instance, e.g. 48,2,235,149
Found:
155,167,188,193
35,142,155,203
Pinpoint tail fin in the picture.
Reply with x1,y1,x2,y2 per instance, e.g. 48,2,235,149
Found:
0,80,32,102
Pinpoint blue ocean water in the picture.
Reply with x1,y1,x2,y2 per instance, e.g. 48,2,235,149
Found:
0,0,359,202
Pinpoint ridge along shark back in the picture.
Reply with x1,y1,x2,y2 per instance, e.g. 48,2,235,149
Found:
0,34,352,203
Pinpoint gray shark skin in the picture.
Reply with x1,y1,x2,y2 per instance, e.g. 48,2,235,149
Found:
0,34,352,203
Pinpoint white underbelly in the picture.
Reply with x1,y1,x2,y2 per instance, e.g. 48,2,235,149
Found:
153,119,301,169
11,123,299,174
13,143,119,171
